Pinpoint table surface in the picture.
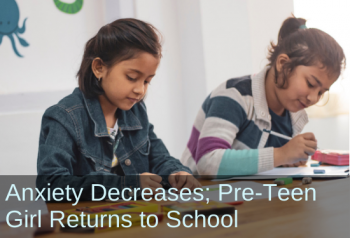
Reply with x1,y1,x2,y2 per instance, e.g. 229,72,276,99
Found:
36,177,350,238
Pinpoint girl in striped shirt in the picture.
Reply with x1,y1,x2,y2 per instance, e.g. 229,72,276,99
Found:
181,16,346,176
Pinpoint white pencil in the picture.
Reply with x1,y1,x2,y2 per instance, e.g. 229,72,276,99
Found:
263,129,292,140
263,129,320,150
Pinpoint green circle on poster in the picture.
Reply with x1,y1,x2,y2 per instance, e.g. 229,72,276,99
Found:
53,0,83,14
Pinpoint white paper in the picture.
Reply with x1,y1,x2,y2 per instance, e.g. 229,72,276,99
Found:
213,166,349,181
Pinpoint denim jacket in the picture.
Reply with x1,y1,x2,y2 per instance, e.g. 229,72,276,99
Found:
37,88,191,199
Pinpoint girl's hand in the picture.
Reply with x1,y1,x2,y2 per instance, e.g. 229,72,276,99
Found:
279,160,307,167
274,133,317,167
140,172,162,193
168,171,202,192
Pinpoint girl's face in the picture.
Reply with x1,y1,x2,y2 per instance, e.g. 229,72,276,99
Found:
98,52,160,111
275,64,337,113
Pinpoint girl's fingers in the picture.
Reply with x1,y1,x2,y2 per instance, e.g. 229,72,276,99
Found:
143,186,161,195
304,147,316,156
168,175,177,188
191,180,201,191
190,184,197,191
182,179,194,190
149,174,162,183
305,140,317,150
148,179,162,190
175,175,187,191
302,132,316,141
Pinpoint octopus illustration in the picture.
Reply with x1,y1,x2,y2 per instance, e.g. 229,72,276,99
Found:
0,0,29,57
53,0,83,14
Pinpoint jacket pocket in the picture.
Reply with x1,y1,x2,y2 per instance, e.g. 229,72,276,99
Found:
80,150,100,171
138,137,150,156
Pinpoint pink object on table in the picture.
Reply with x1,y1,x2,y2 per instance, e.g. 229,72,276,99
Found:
312,150,349,166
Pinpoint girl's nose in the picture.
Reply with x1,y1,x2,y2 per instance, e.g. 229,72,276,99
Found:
307,91,319,105
133,81,144,95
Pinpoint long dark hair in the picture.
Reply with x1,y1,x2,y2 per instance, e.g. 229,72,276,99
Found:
268,16,346,88
77,18,162,98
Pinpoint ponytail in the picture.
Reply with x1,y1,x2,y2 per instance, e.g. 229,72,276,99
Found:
268,15,346,88
277,17,306,42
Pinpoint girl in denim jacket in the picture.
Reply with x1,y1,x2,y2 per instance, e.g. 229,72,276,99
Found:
37,18,200,200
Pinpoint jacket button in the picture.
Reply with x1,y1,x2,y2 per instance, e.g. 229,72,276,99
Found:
125,159,131,166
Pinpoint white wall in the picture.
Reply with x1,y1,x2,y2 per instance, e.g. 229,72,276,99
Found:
176,0,208,139
200,0,294,93
200,0,253,92
0,0,106,175
104,0,135,23
302,115,349,151
247,0,294,73
135,0,187,159
0,112,42,175
134,0,209,155
0,0,105,94
0,0,140,175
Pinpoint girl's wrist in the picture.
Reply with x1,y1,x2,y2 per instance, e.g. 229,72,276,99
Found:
273,147,286,167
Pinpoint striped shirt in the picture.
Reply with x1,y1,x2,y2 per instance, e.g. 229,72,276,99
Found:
180,66,308,176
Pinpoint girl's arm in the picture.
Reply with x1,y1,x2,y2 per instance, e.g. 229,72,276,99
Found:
36,106,139,201
190,92,274,176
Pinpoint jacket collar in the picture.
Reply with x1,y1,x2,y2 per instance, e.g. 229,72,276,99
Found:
78,89,142,137
251,67,308,136
115,109,143,131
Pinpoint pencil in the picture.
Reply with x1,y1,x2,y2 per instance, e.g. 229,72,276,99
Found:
263,129,292,140
263,129,320,150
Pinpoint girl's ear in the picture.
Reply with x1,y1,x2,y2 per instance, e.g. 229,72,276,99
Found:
275,54,290,73
91,57,106,79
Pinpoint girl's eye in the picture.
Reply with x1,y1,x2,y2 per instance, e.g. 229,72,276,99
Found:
144,81,151,85
127,75,136,81
306,80,314,88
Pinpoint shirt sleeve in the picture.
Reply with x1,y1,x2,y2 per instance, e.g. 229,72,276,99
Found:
193,92,274,176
